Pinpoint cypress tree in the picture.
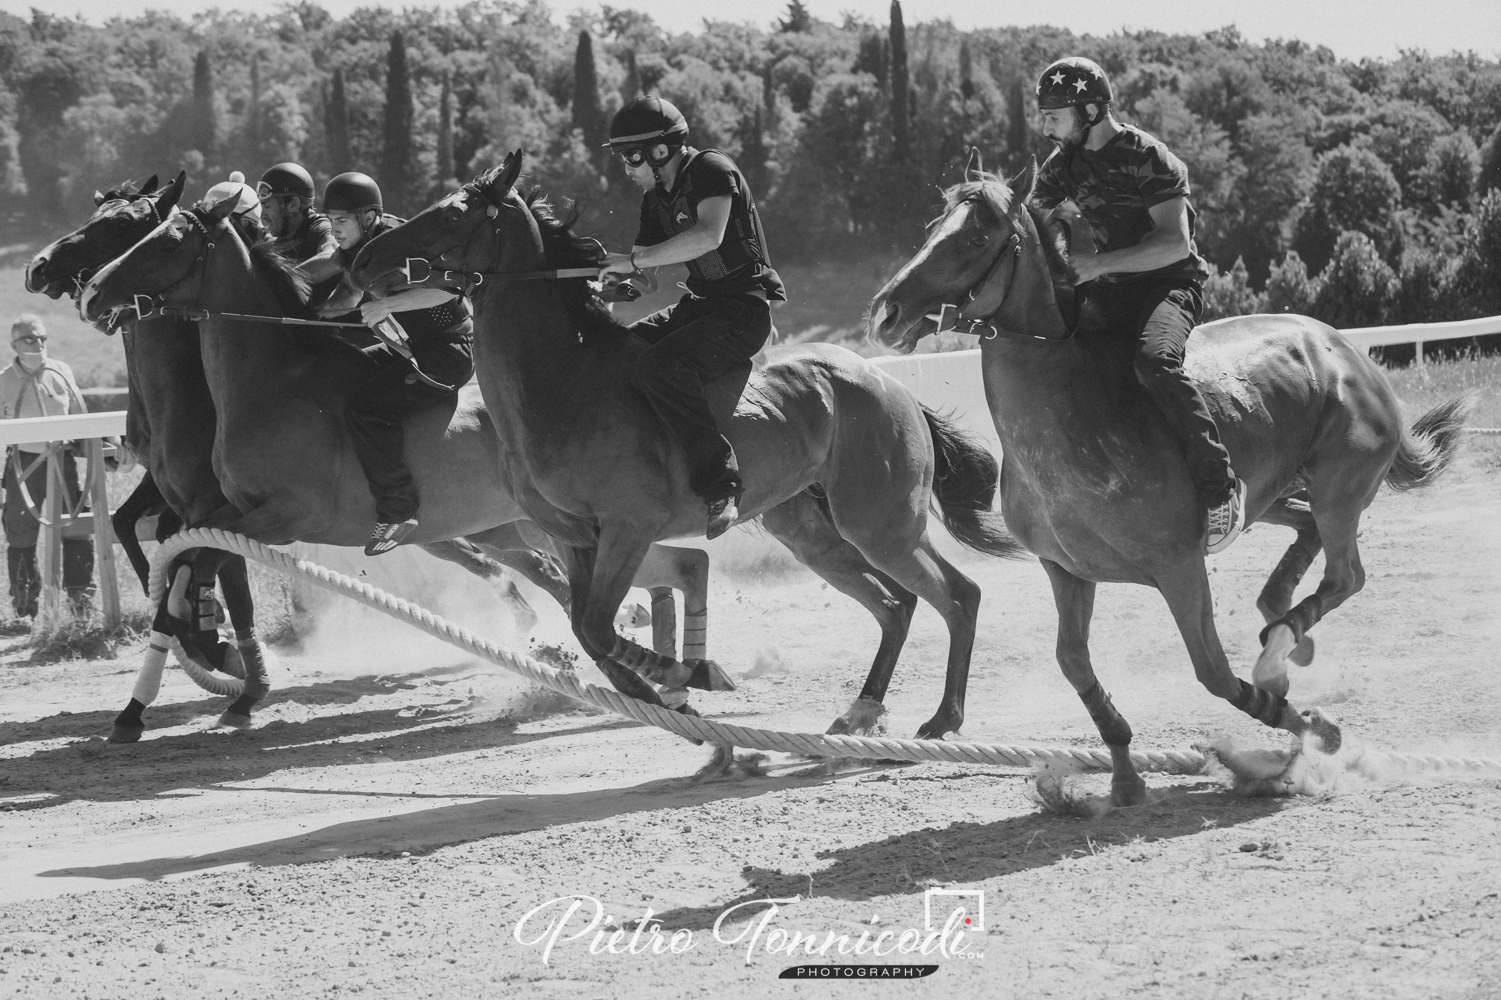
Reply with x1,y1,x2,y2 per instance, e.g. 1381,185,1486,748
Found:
247,53,262,162
191,50,216,160
1480,121,1501,196
435,71,454,189
621,50,641,103
740,108,767,198
326,68,351,174
572,32,606,163
889,1,909,162
959,40,974,101
1007,78,1028,168
380,31,414,214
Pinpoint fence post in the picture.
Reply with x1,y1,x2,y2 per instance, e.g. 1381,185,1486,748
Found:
1413,338,1425,367
87,437,120,629
37,443,64,622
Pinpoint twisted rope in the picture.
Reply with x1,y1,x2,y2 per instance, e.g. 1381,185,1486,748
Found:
1464,427,1501,436
148,528,1501,778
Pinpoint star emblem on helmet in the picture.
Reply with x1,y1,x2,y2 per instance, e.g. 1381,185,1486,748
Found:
1073,78,1089,92
1050,71,1066,87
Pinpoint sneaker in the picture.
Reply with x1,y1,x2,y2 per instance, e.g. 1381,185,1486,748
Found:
705,496,739,540
1206,479,1248,555
366,518,418,556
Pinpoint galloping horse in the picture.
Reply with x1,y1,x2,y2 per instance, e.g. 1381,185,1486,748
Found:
868,157,1469,802
76,193,715,728
351,152,1025,737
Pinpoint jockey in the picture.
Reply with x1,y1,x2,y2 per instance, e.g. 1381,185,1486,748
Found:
299,172,476,556
1029,56,1247,553
599,96,786,540
202,172,263,232
256,162,337,262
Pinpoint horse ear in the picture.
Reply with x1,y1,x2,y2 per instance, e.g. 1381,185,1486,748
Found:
157,171,186,214
204,193,238,224
964,147,984,181
93,190,106,206
1011,157,1039,203
140,174,159,195
489,149,523,197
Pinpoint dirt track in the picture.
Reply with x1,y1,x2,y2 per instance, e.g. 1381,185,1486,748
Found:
1,443,1498,999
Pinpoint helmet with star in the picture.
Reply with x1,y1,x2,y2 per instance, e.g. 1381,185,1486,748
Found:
1036,57,1113,110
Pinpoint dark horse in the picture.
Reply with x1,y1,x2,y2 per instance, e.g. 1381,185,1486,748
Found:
868,157,1469,802
351,152,1026,738
76,193,714,728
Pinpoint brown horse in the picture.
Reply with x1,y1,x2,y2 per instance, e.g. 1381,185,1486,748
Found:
350,152,1026,737
75,194,714,729
868,157,1470,802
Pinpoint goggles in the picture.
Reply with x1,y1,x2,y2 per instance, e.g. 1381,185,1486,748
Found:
256,182,310,203
615,142,678,169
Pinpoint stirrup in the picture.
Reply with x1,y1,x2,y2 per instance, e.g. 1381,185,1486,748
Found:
366,518,418,556
1206,479,1248,555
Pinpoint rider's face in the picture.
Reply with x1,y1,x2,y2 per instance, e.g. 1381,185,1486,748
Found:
327,210,369,249
260,196,302,238
1040,106,1087,149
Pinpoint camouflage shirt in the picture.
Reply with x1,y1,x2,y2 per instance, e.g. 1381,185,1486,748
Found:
1032,124,1209,285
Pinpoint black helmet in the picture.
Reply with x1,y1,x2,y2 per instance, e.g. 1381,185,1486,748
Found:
257,162,315,202
607,96,689,147
323,172,382,213
1036,57,1114,111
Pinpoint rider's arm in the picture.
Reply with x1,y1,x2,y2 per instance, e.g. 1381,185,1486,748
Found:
299,248,344,284
600,195,732,277
360,288,459,325
1070,196,1191,283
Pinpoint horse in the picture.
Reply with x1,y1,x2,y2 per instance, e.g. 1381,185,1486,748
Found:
867,155,1470,803
348,151,1025,739
75,192,716,730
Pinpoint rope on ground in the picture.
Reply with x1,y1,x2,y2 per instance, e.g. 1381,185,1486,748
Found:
1464,427,1501,436
147,528,1501,779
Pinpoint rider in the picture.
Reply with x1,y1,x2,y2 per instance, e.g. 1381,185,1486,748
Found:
1030,56,1247,554
202,172,264,233
299,172,476,556
598,96,785,540
256,162,337,262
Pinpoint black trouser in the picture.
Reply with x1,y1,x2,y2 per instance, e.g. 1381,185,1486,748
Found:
1078,277,1235,506
345,338,474,523
3,451,95,616
630,293,772,502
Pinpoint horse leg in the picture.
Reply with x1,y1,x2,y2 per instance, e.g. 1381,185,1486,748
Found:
635,544,713,665
1155,560,1340,751
1250,498,1323,694
108,629,173,743
215,555,264,684
166,546,268,728
457,522,573,615
1040,559,1144,805
558,541,671,709
761,494,917,736
110,471,166,595
417,536,541,636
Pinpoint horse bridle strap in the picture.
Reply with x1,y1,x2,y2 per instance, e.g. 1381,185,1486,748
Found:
928,224,1075,345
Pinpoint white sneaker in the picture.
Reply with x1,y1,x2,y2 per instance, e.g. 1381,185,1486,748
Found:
1206,479,1248,554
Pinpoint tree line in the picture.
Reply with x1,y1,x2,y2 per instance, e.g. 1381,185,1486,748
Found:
3,0,1500,337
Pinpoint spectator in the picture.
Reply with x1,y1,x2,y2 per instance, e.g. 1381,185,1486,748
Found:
0,315,96,618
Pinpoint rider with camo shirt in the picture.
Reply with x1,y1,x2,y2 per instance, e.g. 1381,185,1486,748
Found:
299,172,475,556
256,162,337,263
1029,56,1247,553
598,97,786,540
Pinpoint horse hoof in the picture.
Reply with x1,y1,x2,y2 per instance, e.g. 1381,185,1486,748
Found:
915,716,959,741
1290,635,1316,667
825,716,852,736
108,724,144,744
684,659,736,692
1110,775,1147,808
217,711,253,730
1302,707,1342,754
1253,624,1296,697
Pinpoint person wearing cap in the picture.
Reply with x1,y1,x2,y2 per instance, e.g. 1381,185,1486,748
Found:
201,172,264,233
299,172,475,556
256,162,337,263
597,96,786,540
1029,56,1246,554
0,315,95,617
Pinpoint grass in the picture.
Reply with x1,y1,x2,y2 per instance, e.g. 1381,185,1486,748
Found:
1383,353,1501,429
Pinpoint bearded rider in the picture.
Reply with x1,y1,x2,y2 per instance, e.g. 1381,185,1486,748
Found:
598,97,786,540
256,161,337,263
299,172,475,556
1029,56,1247,553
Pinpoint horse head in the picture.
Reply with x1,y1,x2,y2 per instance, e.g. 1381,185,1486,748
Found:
78,192,240,332
868,155,1069,352
26,172,186,304
352,150,529,298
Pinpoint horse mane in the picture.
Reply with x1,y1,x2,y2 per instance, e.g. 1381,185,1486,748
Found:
525,188,628,336
207,208,314,318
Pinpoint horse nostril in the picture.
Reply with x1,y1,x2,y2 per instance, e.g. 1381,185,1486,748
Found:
881,301,901,332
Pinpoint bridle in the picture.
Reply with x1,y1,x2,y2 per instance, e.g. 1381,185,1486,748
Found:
127,208,216,323
68,194,167,300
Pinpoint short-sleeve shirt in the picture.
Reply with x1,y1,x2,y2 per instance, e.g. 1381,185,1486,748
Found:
278,210,338,265
636,149,786,301
1032,125,1209,285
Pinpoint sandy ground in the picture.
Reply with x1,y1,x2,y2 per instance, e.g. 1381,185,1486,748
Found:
0,442,1498,999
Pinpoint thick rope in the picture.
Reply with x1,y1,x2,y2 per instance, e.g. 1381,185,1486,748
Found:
148,529,1501,778
1464,427,1501,436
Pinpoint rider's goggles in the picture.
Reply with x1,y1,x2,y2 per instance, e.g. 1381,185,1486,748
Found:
616,146,653,169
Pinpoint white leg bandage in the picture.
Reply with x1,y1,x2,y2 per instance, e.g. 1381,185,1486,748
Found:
683,610,707,661
131,631,172,706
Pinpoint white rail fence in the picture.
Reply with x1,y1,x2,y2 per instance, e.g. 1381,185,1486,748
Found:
1,315,1494,628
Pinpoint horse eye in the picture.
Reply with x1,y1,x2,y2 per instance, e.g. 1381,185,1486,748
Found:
970,235,990,248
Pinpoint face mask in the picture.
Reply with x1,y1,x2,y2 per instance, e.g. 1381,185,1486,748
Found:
13,344,45,367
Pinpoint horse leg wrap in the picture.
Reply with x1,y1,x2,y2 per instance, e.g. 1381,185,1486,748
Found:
1258,596,1321,647
235,627,270,696
131,632,171,706
1231,678,1288,728
1258,545,1316,616
683,610,707,663
607,636,689,688
1079,681,1133,747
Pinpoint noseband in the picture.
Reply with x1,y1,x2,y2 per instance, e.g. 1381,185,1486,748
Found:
129,210,216,321
927,232,1023,340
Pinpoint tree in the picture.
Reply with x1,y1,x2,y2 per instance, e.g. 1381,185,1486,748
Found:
1006,78,1028,169
1202,257,1266,320
571,32,606,165
1415,131,1478,209
958,40,974,102
380,31,414,215
1311,231,1398,328
189,50,216,163
621,50,641,103
778,1,812,33
246,53,262,163
1293,143,1402,274
1479,121,1501,196
325,68,351,175
434,71,454,196
1264,251,1321,315
889,2,909,162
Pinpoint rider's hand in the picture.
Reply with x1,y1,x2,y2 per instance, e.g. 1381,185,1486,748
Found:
360,298,396,326
1066,254,1104,285
598,251,637,280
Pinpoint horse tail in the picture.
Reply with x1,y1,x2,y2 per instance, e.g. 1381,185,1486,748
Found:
921,406,1026,559
1384,392,1473,492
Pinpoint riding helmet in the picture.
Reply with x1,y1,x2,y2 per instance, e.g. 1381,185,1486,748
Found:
203,171,263,222
258,162,316,202
323,172,383,213
606,96,689,147
1036,57,1114,111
